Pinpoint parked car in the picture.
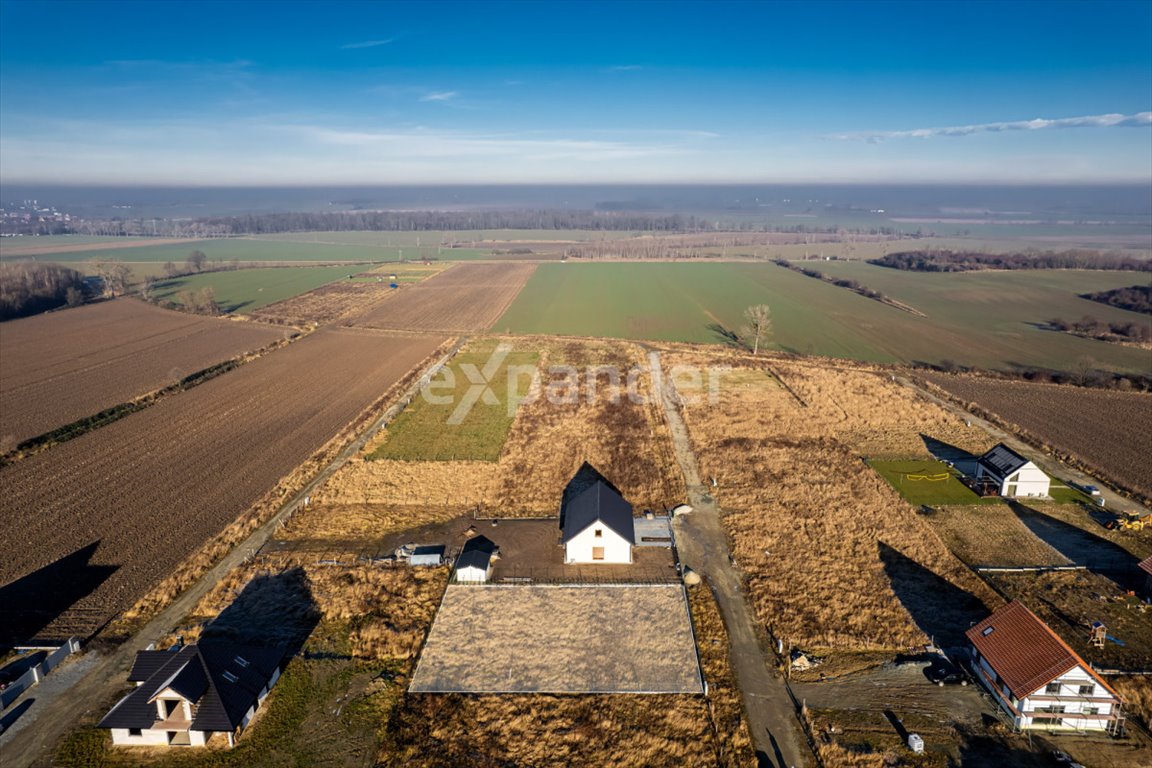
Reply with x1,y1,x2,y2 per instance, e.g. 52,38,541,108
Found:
1081,484,1101,496
925,658,968,686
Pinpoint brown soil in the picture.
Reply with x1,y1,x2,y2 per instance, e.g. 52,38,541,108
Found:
0,298,286,445
0,328,446,643
350,263,535,332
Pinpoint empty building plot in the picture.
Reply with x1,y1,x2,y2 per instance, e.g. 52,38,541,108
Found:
351,263,535,332
409,584,703,694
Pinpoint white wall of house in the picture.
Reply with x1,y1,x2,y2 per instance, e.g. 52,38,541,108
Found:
976,463,1049,498
565,524,631,564
456,563,491,582
973,653,1118,732
109,728,208,747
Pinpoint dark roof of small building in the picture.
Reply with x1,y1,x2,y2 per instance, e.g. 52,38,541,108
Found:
977,443,1033,479
561,479,635,545
99,642,283,733
411,545,445,558
1139,555,1152,577
456,535,498,572
966,601,1117,701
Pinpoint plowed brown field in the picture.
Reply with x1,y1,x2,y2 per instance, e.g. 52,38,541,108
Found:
0,299,286,445
921,373,1152,499
0,327,445,644
352,262,534,332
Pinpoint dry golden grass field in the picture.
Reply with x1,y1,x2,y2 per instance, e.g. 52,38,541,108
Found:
664,349,1002,653
926,505,1072,567
286,338,682,546
410,584,703,693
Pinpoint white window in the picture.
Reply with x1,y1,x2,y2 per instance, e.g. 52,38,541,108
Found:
1045,682,1061,694
1078,684,1094,696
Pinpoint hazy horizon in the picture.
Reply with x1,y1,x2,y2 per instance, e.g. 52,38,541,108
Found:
1,1,1150,186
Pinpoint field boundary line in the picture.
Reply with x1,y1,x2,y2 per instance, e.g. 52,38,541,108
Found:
0,328,302,468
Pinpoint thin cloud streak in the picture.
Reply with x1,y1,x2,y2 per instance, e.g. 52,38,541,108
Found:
419,91,458,102
830,111,1152,142
341,38,394,49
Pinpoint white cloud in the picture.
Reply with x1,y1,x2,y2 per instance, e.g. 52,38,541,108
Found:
605,65,643,72
341,38,394,49
830,111,1152,142
419,91,458,102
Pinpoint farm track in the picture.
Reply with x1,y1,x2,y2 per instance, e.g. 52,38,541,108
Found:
350,262,535,332
0,327,446,645
918,373,1152,502
0,299,286,444
649,350,813,768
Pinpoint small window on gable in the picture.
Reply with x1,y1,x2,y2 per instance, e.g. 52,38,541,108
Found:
1045,682,1061,694
129,728,143,737
981,626,994,636
1079,684,1095,696
594,528,602,538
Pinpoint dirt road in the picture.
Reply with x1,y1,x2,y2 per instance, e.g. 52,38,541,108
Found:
649,350,813,768
0,341,464,768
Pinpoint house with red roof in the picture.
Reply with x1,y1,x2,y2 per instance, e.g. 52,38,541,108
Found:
966,601,1123,734
1138,555,1152,595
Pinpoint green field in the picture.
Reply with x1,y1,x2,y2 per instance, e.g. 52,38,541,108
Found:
496,262,1152,373
151,265,358,313
249,229,639,245
369,342,539,461
0,237,487,265
868,459,998,506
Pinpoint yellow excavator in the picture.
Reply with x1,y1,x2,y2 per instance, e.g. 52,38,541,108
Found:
1105,512,1151,531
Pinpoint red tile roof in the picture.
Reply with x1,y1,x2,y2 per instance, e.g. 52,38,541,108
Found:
1139,555,1152,577
966,601,1118,701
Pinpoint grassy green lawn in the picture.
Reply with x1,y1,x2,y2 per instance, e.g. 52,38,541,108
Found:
868,459,999,506
369,341,539,461
495,262,1151,373
870,459,1092,507
152,265,357,313
249,229,639,244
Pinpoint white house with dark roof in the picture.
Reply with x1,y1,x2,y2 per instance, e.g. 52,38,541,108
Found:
966,601,1122,734
975,443,1050,498
99,642,283,747
561,468,635,565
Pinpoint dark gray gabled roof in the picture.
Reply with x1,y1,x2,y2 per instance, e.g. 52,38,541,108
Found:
561,480,635,545
456,535,497,572
411,545,445,558
978,443,1032,478
99,642,283,733
128,648,183,683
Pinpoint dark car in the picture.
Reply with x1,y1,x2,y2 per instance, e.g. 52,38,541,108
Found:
925,659,968,686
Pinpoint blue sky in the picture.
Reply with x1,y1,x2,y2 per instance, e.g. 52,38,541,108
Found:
1,0,1150,185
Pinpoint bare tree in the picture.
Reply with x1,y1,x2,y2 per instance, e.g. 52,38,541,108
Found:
186,249,207,273
741,304,772,355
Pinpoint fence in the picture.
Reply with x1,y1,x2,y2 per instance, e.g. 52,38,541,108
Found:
0,637,81,711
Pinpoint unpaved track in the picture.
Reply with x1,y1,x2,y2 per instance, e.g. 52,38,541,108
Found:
649,350,813,768
0,340,465,768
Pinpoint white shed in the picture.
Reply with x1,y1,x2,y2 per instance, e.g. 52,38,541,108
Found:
455,535,498,583
409,545,445,567
975,443,1050,498
562,477,635,565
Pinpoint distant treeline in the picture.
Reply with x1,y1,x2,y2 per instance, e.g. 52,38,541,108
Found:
1080,285,1152,314
47,209,906,239
0,262,85,321
870,250,1151,272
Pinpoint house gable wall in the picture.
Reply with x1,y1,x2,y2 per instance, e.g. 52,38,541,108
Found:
565,523,631,564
